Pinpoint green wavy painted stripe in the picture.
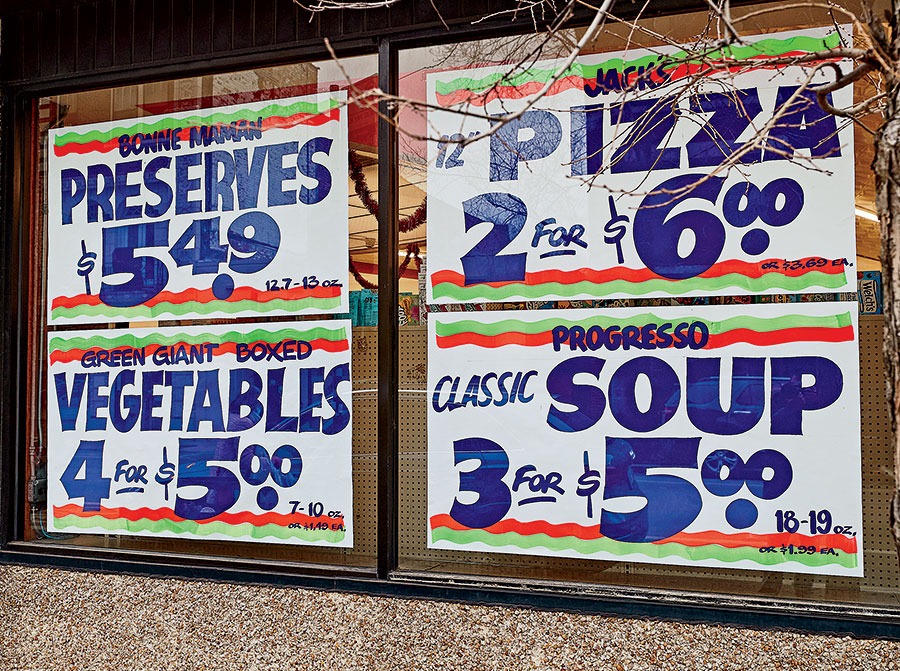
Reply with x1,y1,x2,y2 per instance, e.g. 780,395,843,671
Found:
54,513,347,544
50,295,342,321
54,98,342,147
49,326,348,352
431,527,857,569
431,270,847,301
434,33,842,95
434,312,852,338
436,61,646,96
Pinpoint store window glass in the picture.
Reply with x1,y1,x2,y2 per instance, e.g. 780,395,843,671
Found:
397,4,899,609
28,54,379,568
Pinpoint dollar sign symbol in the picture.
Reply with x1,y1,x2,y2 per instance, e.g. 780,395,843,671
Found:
76,239,97,295
155,446,176,501
576,450,602,519
604,196,629,265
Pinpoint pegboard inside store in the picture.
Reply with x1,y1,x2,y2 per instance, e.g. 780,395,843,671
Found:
395,316,900,606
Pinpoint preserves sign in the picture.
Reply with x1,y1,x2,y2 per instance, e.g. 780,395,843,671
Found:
47,321,353,546
427,304,863,575
426,27,856,303
47,93,349,324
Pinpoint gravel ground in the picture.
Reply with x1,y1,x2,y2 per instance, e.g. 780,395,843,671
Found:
0,564,898,671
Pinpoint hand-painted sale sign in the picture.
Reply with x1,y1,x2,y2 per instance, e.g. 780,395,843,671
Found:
48,321,353,546
426,27,856,303
427,304,862,575
47,93,348,324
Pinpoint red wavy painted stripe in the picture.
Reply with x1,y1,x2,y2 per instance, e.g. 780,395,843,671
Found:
434,53,839,107
54,504,344,528
661,529,857,553
49,337,348,364
430,258,844,290
259,108,340,131
708,325,855,348
53,109,340,157
436,331,553,349
435,325,852,350
51,283,341,310
436,74,587,107
657,55,841,82
430,514,857,553
431,513,601,540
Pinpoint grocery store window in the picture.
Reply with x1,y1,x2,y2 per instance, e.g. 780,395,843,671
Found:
396,6,899,609
27,54,380,569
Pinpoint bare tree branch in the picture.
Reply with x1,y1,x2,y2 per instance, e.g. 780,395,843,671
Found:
816,61,879,116
293,0,401,11
705,0,742,45
428,0,450,31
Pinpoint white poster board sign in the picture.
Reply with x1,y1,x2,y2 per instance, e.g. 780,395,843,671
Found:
48,321,353,546
428,304,862,575
426,27,856,303
48,93,349,324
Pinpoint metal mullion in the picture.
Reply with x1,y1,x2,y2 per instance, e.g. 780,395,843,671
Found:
376,37,399,580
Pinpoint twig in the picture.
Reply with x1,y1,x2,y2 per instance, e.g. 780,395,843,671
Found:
429,0,449,31
815,61,877,117
293,0,401,11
